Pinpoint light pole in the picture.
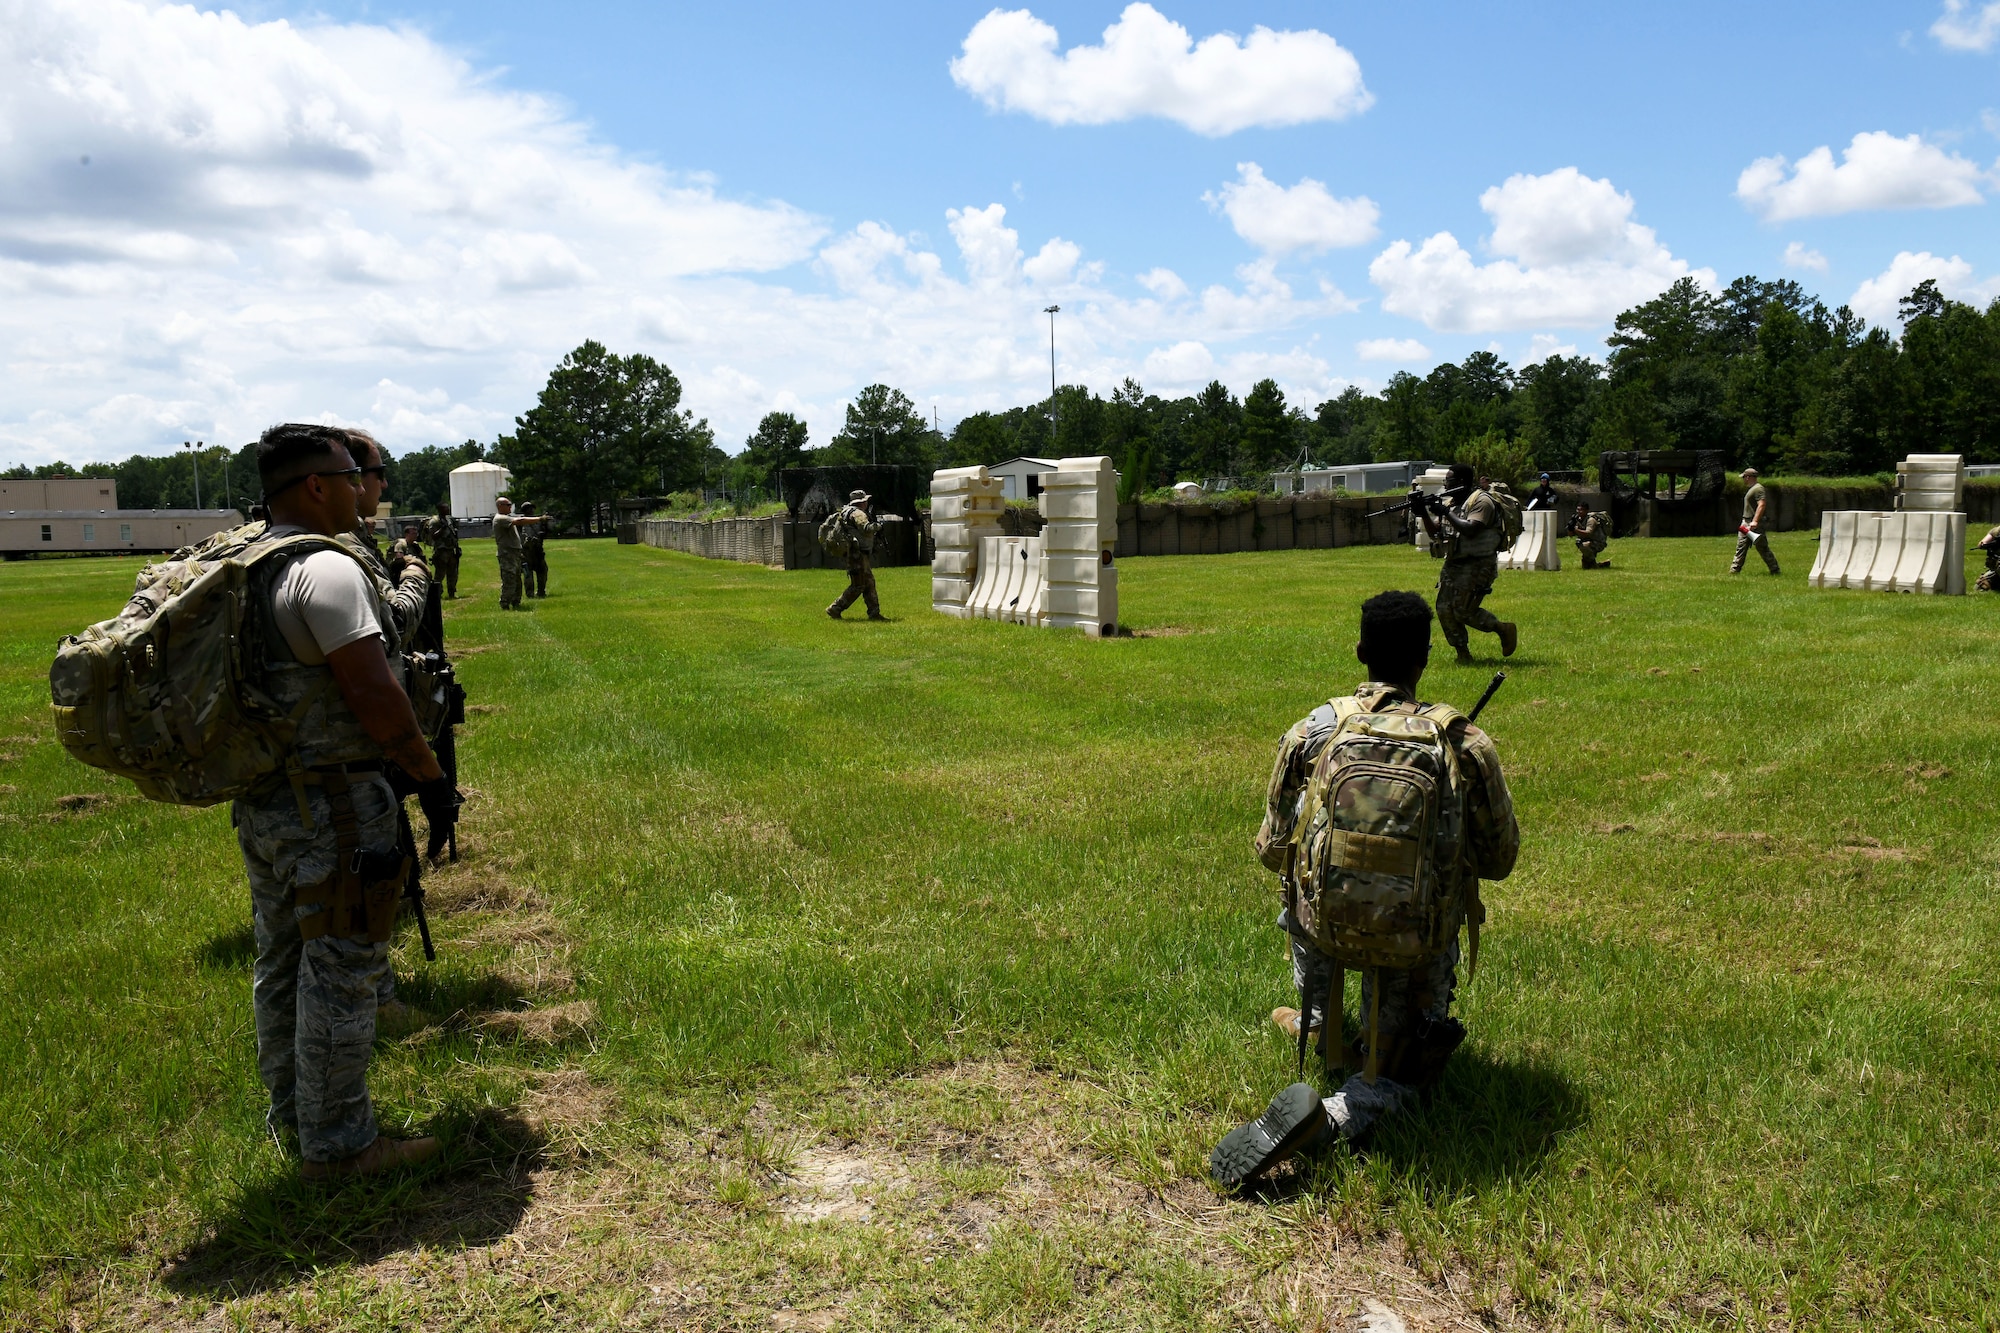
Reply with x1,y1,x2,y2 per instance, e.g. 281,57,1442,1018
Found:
182,440,202,509
1043,305,1060,444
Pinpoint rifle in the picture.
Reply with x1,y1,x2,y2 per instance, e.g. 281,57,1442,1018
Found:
1364,483,1472,523
396,804,438,962
1467,671,1506,724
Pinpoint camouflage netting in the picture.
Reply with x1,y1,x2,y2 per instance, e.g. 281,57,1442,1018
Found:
780,466,925,524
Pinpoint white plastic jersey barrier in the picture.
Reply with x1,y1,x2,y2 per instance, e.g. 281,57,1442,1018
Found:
1807,510,1965,594
932,456,1118,633
1896,453,1963,513
930,466,1006,618
1412,467,1452,553
1498,509,1561,571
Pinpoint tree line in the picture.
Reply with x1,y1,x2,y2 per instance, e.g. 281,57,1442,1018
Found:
10,276,1995,522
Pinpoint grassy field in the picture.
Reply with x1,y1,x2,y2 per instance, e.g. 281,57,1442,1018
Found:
1,531,1996,1331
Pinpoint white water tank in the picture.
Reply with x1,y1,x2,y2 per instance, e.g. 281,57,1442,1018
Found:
448,461,512,518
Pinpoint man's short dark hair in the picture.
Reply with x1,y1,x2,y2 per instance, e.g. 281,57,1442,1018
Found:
1358,590,1434,680
340,429,383,467
1445,462,1476,488
257,424,350,494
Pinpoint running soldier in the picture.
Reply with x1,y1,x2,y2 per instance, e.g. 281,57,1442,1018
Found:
422,502,461,599
237,424,458,1178
1731,468,1780,575
518,502,549,599
1568,502,1611,569
1213,591,1520,1186
825,489,887,621
1419,464,1518,664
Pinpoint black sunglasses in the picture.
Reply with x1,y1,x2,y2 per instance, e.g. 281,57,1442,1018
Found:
264,466,363,500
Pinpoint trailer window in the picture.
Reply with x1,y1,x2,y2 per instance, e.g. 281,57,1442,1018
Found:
82,523,95,542
40,524,52,542
120,524,133,542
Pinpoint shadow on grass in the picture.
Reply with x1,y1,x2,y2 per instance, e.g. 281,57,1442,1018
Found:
195,924,258,971
160,1108,546,1300
1254,1049,1586,1201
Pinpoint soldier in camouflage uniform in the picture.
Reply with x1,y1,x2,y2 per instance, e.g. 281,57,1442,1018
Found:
236,424,459,1178
1977,525,2000,592
1420,463,1519,664
422,502,461,599
1567,502,1611,569
391,523,423,566
1730,468,1780,575
518,502,549,598
826,489,886,621
1225,590,1518,1170
491,496,542,610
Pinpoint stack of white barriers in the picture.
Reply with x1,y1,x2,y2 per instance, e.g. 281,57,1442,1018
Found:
1807,510,1966,595
930,457,1119,636
1808,452,1967,596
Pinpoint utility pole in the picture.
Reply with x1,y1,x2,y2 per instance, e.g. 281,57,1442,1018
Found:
183,440,201,509
1043,305,1060,446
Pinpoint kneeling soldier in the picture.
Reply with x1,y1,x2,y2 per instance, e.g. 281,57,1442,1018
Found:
1213,591,1519,1187
1568,502,1610,569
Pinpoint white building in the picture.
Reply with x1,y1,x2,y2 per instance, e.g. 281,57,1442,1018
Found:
1270,460,1432,495
986,457,1062,501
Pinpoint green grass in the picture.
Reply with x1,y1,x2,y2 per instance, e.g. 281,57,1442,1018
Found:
2,533,1998,1329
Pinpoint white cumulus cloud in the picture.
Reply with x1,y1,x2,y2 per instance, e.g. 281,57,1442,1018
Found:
1849,251,2000,325
1205,163,1378,254
1369,168,1709,333
1932,0,2000,51
1736,132,1988,222
949,3,1371,136
0,0,1360,465
1782,242,1829,272
1356,337,1429,362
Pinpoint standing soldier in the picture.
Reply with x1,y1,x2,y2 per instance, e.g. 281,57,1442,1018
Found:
1213,591,1520,1186
423,502,462,599
1525,472,1560,511
825,489,889,621
1419,463,1518,665
237,423,458,1177
491,496,542,610
1978,525,2000,592
1567,502,1611,569
518,502,550,599
1731,468,1780,575
392,522,424,565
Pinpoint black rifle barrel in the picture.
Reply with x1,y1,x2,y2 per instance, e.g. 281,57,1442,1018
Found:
1467,671,1507,724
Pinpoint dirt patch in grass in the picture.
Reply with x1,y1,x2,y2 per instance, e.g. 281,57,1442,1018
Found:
1594,822,1636,835
464,703,509,716
425,862,543,915
51,792,122,817
478,999,597,1045
1829,836,1921,863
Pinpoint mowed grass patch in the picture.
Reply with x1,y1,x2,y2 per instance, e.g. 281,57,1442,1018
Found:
0,532,1996,1329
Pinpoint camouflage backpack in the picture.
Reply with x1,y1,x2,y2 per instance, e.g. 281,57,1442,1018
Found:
1488,486,1524,551
49,526,377,807
1287,695,1472,1078
817,506,857,558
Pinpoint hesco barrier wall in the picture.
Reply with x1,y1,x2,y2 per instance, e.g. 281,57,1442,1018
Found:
636,514,925,569
1113,496,1410,557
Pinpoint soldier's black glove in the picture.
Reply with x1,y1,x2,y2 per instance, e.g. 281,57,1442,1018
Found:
414,775,461,861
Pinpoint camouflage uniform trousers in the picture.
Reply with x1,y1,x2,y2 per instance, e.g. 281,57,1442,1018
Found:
1731,529,1780,574
829,552,880,617
1436,555,1502,650
1286,914,1461,1141
498,546,524,608
522,546,548,598
433,549,460,598
235,774,399,1163
1575,537,1608,569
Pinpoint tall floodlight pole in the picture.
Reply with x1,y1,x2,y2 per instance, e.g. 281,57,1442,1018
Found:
183,440,201,509
1043,305,1060,443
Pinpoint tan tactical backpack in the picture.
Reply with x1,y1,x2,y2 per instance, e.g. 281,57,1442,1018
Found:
1287,696,1471,1078
1489,487,1524,551
49,526,374,806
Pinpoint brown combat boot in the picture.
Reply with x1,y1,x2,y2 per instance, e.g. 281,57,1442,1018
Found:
1496,622,1518,657
301,1134,441,1182
1455,646,1475,665
826,606,842,619
1270,1006,1320,1041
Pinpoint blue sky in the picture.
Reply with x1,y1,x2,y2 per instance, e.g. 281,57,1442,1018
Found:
3,0,1997,465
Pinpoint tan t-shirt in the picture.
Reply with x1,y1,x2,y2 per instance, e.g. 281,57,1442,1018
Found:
492,513,523,552
1742,483,1768,526
265,530,385,665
